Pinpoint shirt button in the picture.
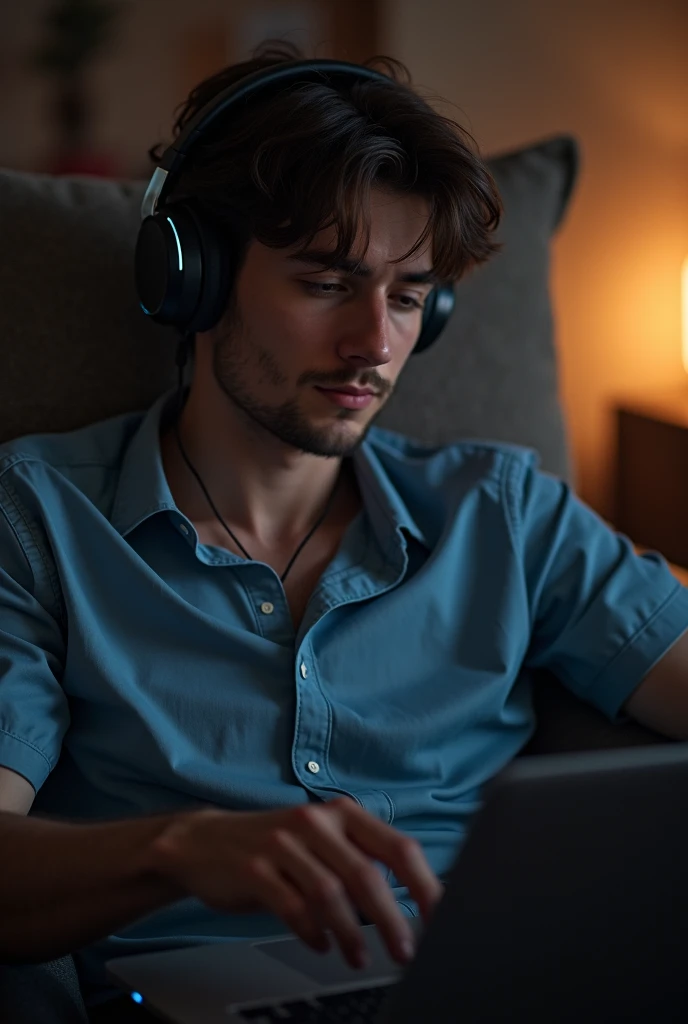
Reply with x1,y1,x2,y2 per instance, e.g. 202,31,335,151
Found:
260,602,274,615
300,663,308,679
178,523,189,535
307,761,320,774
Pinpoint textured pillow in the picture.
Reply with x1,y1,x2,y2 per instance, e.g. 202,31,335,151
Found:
0,957,88,1023
1,172,177,441
378,135,578,480
0,134,578,478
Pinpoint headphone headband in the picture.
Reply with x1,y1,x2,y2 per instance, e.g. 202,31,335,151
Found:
142,60,390,220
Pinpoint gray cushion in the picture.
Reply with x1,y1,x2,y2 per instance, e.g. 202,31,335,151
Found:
1,173,176,442
525,672,666,756
0,956,88,1023
378,135,577,480
0,135,577,479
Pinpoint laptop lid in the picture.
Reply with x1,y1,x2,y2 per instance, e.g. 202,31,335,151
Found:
382,742,688,1022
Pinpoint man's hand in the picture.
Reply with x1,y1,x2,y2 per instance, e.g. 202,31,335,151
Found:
150,797,442,969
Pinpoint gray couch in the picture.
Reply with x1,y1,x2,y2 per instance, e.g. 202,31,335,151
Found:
0,138,665,1021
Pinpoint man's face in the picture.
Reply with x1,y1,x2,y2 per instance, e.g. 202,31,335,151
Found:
206,188,435,458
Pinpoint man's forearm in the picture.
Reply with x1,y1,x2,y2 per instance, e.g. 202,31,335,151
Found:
0,811,185,963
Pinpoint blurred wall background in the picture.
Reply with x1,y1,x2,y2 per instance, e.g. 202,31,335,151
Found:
385,0,688,521
0,0,686,520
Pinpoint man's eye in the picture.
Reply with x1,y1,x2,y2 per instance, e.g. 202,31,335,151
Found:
396,295,424,311
301,281,342,295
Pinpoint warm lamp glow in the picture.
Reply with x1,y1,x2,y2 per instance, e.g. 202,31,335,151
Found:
683,256,688,375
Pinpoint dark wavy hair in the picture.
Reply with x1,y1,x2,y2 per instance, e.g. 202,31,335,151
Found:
149,41,502,286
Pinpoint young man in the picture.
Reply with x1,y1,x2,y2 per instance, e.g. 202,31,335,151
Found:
1,43,688,1015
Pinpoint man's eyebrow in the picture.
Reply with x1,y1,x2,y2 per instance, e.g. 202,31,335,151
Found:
286,249,438,285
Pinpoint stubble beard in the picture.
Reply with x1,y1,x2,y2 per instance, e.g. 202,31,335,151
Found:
211,310,389,459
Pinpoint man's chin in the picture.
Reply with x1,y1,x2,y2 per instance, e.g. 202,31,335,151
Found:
284,417,373,458
294,430,368,459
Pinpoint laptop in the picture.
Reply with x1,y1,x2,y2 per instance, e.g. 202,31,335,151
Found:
108,743,688,1022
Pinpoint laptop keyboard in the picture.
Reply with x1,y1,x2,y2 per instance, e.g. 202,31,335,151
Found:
237,980,395,1022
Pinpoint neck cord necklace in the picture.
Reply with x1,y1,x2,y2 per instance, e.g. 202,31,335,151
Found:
171,337,341,585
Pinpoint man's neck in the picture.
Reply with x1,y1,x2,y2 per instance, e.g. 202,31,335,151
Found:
159,386,353,552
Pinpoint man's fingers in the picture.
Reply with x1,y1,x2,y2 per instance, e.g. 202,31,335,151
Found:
327,848,415,966
267,828,368,969
244,854,330,954
371,830,443,922
329,801,444,920
290,805,417,965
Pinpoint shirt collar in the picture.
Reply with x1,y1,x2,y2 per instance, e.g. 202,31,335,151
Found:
110,390,179,537
110,391,429,549
353,430,429,551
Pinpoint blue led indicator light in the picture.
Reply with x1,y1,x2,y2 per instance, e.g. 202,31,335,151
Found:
131,991,144,1004
166,217,183,272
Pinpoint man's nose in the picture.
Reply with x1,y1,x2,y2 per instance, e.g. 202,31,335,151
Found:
336,294,393,367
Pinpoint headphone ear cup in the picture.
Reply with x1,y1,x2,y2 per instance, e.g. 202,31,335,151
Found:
135,206,204,328
413,285,456,354
182,203,232,334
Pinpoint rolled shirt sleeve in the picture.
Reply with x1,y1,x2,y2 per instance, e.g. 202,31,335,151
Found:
518,462,688,720
0,477,68,791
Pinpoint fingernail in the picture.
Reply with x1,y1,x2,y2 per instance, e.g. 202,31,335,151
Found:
398,938,415,963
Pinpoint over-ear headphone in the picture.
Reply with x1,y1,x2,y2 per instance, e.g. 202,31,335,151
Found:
135,59,455,354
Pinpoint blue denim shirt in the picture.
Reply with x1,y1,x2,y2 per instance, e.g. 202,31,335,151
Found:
2,390,688,989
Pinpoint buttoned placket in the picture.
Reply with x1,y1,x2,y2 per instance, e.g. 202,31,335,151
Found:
290,531,411,804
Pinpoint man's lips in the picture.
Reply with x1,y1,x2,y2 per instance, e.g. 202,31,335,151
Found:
316,385,378,396
314,386,378,410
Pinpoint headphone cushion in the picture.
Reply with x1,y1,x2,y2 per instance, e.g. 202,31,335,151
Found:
415,284,455,354
181,202,232,333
